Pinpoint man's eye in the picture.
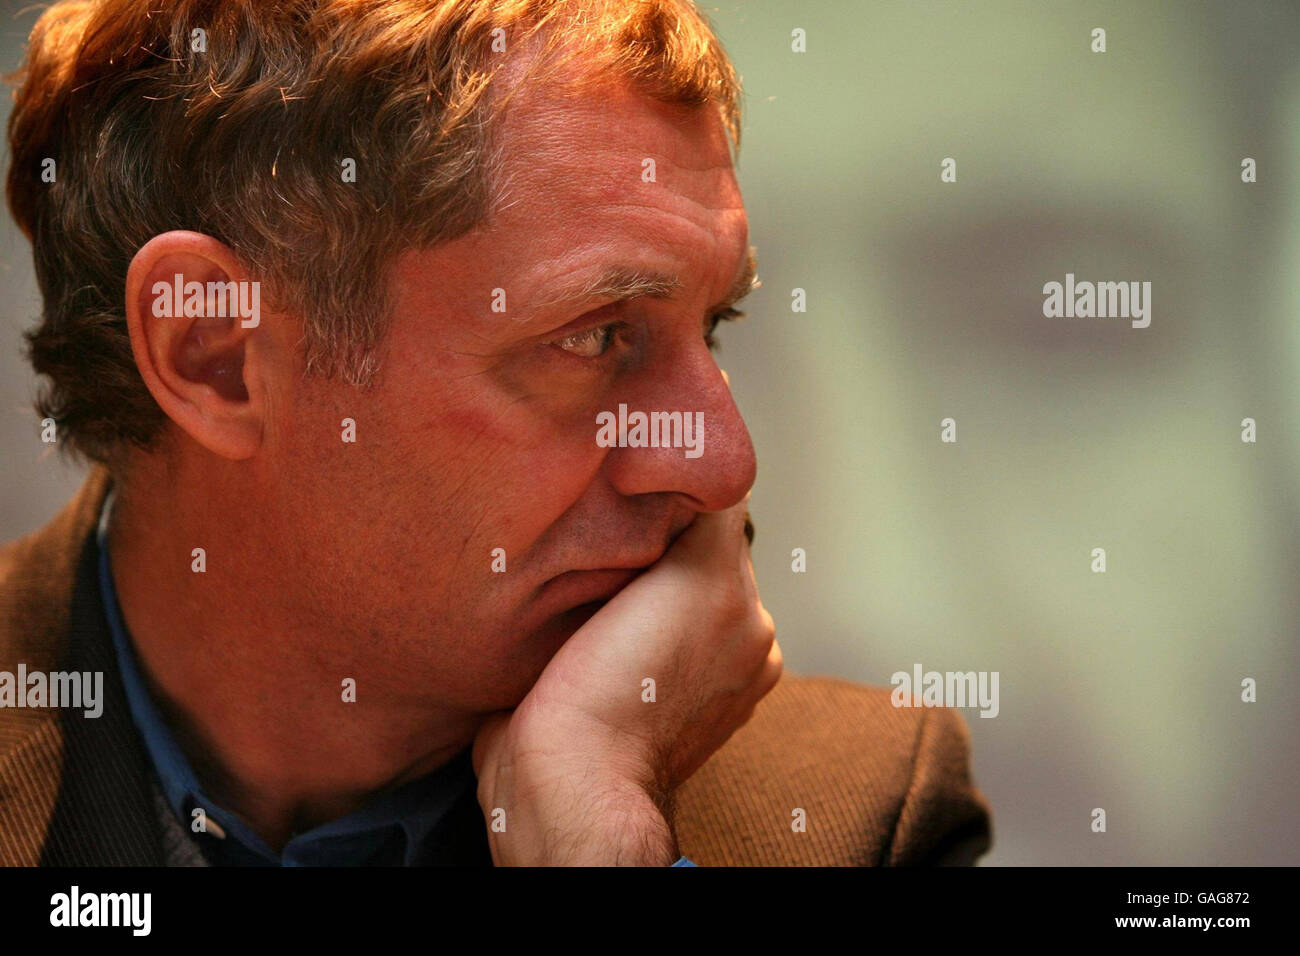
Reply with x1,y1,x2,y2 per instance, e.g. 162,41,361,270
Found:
553,308,744,359
705,307,745,351
555,323,620,358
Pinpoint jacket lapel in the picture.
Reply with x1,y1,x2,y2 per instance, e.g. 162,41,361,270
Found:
37,523,165,865
0,467,162,865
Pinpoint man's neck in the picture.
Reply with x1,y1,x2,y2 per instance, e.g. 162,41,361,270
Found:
105,462,480,852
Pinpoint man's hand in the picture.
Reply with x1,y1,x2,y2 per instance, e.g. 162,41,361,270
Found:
471,496,782,865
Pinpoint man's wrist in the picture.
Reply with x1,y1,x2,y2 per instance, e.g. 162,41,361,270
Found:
480,773,678,866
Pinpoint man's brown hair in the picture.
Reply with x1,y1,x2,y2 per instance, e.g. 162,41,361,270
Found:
6,0,740,466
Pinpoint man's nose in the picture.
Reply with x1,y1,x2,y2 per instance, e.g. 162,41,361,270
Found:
599,343,757,511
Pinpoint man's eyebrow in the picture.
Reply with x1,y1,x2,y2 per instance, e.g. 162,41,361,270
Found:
543,267,683,310
577,265,681,303
539,247,759,313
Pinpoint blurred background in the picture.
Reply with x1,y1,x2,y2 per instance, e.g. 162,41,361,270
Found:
2,1,1297,864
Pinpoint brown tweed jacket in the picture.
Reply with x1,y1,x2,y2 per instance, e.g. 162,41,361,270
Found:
0,468,992,866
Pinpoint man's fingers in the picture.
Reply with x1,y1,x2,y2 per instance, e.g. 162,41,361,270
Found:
471,712,512,777
660,495,752,572
760,633,783,694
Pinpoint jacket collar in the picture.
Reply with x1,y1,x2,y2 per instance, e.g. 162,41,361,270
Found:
0,466,163,864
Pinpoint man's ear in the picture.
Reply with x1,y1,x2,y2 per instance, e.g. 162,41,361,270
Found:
125,231,272,460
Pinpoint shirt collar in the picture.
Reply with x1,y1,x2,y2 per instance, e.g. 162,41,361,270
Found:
95,486,475,866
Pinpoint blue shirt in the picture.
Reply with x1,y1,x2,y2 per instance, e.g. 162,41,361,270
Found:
96,489,695,867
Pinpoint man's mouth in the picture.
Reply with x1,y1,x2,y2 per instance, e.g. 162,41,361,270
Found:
538,567,643,614
555,599,607,633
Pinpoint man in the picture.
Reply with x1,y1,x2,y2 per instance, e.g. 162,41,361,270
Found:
0,0,991,866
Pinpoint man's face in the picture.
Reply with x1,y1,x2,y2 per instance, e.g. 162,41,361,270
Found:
265,79,756,713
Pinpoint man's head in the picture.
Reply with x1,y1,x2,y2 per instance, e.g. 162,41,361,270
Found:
8,0,756,711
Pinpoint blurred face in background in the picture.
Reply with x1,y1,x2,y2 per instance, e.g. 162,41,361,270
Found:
719,0,1298,864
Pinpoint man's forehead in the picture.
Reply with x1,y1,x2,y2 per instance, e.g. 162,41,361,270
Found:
442,76,750,324
492,76,737,198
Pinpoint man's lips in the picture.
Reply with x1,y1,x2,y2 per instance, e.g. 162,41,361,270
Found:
536,567,645,615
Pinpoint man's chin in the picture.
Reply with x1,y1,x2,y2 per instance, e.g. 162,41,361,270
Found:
481,600,607,710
